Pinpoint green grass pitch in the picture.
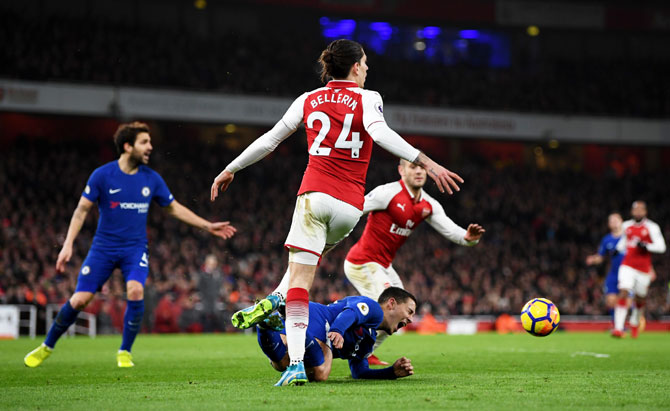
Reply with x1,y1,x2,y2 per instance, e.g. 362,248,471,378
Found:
2,332,670,410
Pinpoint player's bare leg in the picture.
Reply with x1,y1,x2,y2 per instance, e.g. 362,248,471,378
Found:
612,289,631,338
24,291,93,367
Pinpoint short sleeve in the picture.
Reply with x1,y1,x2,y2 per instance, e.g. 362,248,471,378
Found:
82,168,103,202
152,172,174,207
361,90,386,132
597,237,607,256
345,297,383,329
281,93,307,131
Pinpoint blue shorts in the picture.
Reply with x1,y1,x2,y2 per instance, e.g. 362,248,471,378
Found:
604,269,619,295
279,302,330,367
75,244,150,293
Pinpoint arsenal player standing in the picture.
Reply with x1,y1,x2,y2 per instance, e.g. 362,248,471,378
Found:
211,39,463,386
613,201,666,338
344,159,484,364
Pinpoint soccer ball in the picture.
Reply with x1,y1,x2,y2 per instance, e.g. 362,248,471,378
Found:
520,298,560,337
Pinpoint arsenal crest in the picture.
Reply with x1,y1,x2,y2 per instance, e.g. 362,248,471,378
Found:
421,207,430,218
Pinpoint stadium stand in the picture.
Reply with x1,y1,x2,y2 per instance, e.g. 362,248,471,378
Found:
1,121,668,333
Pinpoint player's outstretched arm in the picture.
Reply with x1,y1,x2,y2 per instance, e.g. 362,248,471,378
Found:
165,200,236,239
210,170,234,201
414,152,463,194
211,96,304,202
464,224,486,242
56,196,94,273
426,203,483,246
585,254,604,266
348,356,413,379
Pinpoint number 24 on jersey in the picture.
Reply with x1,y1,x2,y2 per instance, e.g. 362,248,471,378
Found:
307,112,363,159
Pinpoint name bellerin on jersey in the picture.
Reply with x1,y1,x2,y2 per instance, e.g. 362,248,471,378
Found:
309,93,358,111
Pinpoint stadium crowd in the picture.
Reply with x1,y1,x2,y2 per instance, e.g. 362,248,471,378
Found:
1,10,669,118
1,131,669,334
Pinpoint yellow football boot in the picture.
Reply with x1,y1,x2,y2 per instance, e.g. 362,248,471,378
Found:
117,350,134,368
24,344,53,368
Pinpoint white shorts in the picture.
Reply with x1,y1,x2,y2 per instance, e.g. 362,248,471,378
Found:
343,260,403,300
618,265,652,297
285,192,362,259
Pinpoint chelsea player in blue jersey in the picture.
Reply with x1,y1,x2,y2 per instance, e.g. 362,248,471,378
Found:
257,287,416,385
24,122,236,368
586,212,624,319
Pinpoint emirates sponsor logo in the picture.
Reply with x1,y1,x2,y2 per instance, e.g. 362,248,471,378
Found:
390,223,412,237
293,322,308,329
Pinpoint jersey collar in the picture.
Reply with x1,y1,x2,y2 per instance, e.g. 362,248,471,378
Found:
399,179,422,203
326,80,359,89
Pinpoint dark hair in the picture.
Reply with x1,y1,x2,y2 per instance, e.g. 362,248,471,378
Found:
113,121,150,155
378,287,418,307
318,39,365,83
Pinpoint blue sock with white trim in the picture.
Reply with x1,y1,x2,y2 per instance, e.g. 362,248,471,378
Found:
120,300,144,352
44,301,79,349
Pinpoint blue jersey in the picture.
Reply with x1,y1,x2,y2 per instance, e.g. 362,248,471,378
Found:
314,296,383,361
303,296,397,379
598,233,624,275
82,161,174,247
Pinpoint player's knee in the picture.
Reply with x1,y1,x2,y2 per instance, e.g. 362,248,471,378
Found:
70,292,93,310
312,366,331,382
126,282,144,301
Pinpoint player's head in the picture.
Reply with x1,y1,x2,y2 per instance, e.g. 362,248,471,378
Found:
318,39,367,88
203,254,218,272
608,212,623,232
631,200,647,222
113,121,152,165
398,159,427,191
377,287,417,335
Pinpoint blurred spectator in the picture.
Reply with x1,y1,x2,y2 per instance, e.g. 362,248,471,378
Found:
196,254,225,332
1,128,669,335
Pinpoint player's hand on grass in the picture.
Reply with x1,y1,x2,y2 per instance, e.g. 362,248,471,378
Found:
207,222,237,240
56,244,73,273
392,357,414,378
211,170,234,201
327,332,344,349
464,224,486,242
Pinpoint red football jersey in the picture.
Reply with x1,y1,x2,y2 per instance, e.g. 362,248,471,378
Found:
346,180,475,267
295,80,385,210
345,180,435,267
620,218,665,273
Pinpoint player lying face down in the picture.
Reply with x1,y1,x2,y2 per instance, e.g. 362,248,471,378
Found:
256,287,416,382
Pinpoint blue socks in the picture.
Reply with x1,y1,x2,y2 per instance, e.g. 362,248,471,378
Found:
257,326,287,363
120,300,145,352
44,301,80,349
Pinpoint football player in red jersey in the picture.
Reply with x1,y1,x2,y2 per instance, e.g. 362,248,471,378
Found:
344,159,484,364
211,39,463,386
612,201,666,338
